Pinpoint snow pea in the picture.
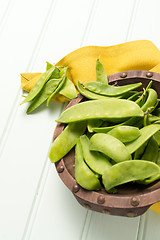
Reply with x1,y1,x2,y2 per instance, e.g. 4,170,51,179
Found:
46,62,60,78
137,173,160,185
49,121,86,163
87,119,103,132
107,126,141,143
133,141,148,160
102,160,160,191
47,74,66,106
141,88,158,112
26,79,62,114
59,77,77,100
96,58,108,84
126,124,160,154
57,99,144,123
154,131,160,146
21,66,55,104
93,117,140,133
90,133,131,163
127,91,143,101
141,137,159,163
84,81,142,96
77,81,110,100
80,135,112,175
75,139,101,190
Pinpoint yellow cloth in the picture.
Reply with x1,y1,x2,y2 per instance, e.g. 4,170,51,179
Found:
21,40,160,214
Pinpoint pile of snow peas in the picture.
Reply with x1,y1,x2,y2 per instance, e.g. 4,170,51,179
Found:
20,62,77,113
49,59,160,193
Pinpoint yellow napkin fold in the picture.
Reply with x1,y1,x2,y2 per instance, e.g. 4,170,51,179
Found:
21,40,160,214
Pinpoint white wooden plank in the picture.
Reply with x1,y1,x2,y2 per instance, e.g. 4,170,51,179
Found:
138,210,160,240
82,212,139,240
127,0,160,239
0,0,54,139
0,0,94,239
83,0,136,46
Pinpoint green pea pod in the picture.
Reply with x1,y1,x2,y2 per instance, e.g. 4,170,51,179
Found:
141,88,158,112
107,126,141,143
96,58,108,84
49,121,86,163
141,137,159,163
21,66,55,104
127,91,143,101
58,78,77,100
133,141,148,159
137,173,160,185
75,139,101,190
26,79,62,114
87,119,103,133
84,81,142,97
56,99,144,123
93,117,140,133
126,124,160,154
46,61,60,78
77,81,110,100
154,131,160,146
47,74,66,106
80,135,112,175
90,133,131,163
102,160,160,191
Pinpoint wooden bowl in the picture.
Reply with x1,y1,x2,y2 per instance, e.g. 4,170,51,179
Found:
53,70,160,218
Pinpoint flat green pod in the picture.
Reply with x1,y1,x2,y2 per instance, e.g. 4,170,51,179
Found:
89,133,131,163
80,135,112,175
75,139,101,190
84,81,142,96
102,160,160,191
57,99,144,123
126,124,160,154
107,126,141,143
141,137,159,162
49,121,86,163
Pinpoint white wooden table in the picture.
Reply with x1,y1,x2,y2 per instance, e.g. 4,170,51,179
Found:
1,0,160,239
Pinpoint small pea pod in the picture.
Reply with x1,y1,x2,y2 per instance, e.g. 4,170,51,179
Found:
58,78,77,100
90,133,131,163
87,119,103,132
107,126,141,143
141,137,159,163
49,121,86,163
154,131,160,146
21,66,55,104
46,61,60,78
96,58,108,84
84,81,142,97
93,117,140,133
57,99,144,123
137,173,160,185
47,74,66,106
126,124,160,154
80,135,112,175
141,88,158,112
75,139,101,190
102,160,160,191
133,141,148,159
77,81,110,100
26,79,62,114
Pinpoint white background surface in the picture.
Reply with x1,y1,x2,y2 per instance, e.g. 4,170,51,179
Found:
1,0,160,239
